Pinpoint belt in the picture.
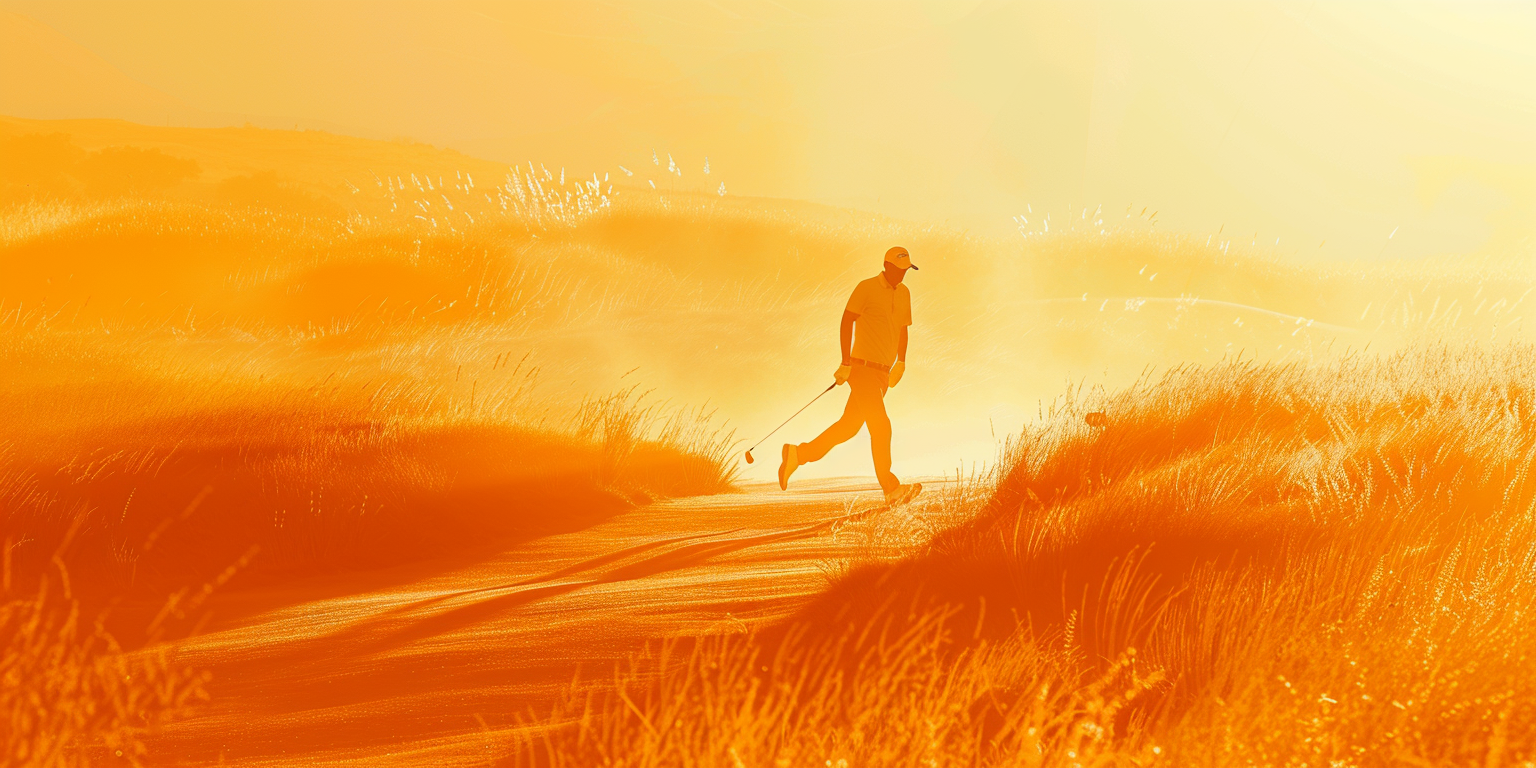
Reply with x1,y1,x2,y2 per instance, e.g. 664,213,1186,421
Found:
850,358,891,373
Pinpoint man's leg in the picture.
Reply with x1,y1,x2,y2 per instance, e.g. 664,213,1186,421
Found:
796,380,869,464
861,371,900,493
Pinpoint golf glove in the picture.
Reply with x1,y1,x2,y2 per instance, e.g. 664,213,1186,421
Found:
888,361,906,387
834,364,852,385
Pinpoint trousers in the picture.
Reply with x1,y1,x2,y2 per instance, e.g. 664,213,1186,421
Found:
797,365,900,493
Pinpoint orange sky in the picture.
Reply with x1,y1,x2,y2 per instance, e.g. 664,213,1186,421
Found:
3,0,1533,260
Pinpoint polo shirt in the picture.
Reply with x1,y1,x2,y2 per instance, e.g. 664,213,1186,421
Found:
845,273,912,367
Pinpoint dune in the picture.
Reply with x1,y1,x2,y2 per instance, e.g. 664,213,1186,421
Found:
3,117,1534,765
527,345,1536,765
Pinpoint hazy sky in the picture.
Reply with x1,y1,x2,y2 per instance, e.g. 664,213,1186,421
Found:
3,0,1533,259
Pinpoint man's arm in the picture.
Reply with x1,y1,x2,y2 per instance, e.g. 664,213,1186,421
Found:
840,311,857,364
897,326,908,362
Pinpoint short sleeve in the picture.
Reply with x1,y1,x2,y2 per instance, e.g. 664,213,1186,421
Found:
898,286,913,326
844,281,867,316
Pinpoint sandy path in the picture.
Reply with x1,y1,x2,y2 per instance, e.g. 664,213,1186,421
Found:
154,478,954,767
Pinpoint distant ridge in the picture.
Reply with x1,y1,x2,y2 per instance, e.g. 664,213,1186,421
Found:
0,114,516,207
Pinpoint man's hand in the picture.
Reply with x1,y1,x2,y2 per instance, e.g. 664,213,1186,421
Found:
888,361,906,387
834,363,852,385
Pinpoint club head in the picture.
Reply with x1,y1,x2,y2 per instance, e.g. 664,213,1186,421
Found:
744,450,755,464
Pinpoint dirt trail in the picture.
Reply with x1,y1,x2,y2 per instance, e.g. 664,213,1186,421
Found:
154,478,954,767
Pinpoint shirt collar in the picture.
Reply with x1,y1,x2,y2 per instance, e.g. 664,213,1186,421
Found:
878,272,896,290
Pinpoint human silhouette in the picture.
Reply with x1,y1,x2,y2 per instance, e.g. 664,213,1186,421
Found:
779,246,921,506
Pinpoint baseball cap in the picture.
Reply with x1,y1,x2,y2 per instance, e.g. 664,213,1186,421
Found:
884,246,919,270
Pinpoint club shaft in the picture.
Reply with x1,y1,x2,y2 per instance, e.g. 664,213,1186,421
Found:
748,383,836,452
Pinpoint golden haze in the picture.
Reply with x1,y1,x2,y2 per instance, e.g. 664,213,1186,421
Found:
2,2,1536,766
3,1,1532,255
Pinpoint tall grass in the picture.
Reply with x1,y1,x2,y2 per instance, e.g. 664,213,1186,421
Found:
513,343,1536,765
3,570,208,767
574,387,739,499
511,609,1164,768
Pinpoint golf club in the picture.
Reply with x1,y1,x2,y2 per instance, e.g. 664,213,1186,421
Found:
743,382,837,464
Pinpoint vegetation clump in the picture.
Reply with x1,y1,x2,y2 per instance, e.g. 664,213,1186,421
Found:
519,346,1536,766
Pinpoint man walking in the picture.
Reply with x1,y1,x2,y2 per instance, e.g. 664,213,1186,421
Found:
779,246,921,506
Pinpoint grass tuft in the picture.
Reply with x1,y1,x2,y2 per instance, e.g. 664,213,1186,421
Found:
514,343,1536,765
2,571,208,767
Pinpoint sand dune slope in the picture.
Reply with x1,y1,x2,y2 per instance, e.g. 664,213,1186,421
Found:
152,479,955,767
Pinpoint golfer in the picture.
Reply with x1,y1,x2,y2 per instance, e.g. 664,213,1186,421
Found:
779,246,921,506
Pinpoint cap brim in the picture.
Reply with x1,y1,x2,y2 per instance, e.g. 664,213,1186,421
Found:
908,264,919,270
